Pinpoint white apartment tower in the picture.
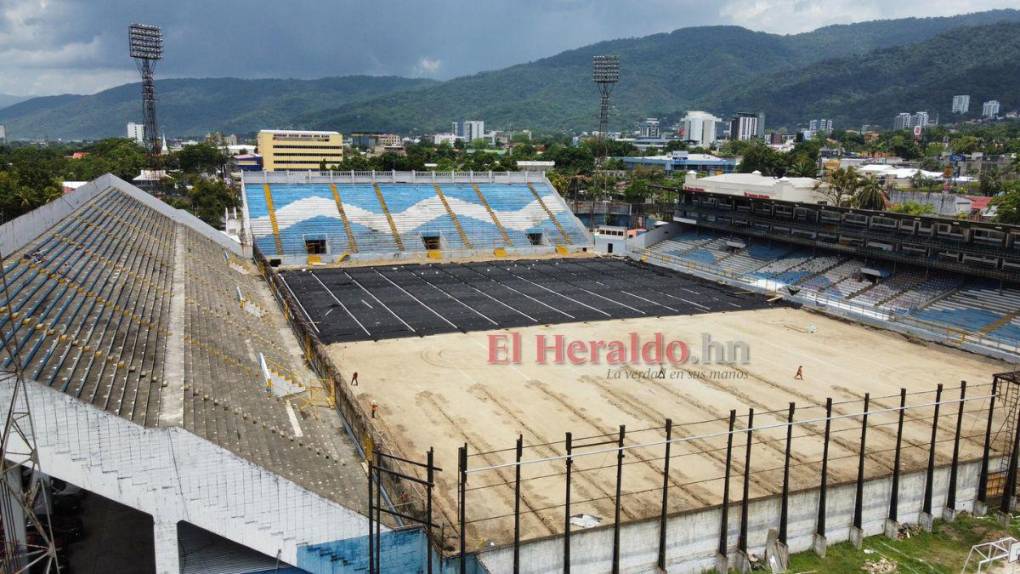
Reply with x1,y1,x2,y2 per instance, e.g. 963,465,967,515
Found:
680,111,720,147
952,95,970,114
127,122,146,145
982,100,1001,118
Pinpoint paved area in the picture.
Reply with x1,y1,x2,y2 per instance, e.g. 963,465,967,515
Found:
282,258,778,344
327,307,1010,550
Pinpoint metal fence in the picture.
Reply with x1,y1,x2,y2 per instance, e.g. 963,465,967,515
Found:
453,378,1019,573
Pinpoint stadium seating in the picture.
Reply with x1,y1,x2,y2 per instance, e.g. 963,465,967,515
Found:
645,228,1020,348
0,185,354,502
244,180,589,257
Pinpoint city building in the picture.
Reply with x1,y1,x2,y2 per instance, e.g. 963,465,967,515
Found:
679,111,720,148
683,171,828,203
433,133,458,146
620,150,737,174
952,95,970,114
233,154,263,171
459,120,485,142
255,129,344,171
640,118,660,138
982,100,1001,118
729,112,760,141
894,113,913,131
350,132,402,150
913,111,930,130
127,122,145,145
0,124,5,145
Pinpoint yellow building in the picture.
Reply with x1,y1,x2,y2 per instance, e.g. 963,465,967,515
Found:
256,130,344,171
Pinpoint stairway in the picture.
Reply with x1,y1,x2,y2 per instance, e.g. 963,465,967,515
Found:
329,184,358,253
433,184,472,248
262,184,284,256
372,183,404,251
471,184,512,246
526,183,570,244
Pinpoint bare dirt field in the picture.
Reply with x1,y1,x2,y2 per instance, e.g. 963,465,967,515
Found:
327,307,1011,549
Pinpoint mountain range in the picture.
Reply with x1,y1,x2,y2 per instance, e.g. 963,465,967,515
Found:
2,9,1020,140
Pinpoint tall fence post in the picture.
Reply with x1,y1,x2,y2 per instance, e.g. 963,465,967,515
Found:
738,408,755,569
920,383,943,531
779,402,795,547
657,419,672,572
1000,388,1020,516
426,447,435,574
976,380,998,516
945,382,966,521
458,444,467,574
564,432,572,574
851,393,870,548
813,397,832,557
514,435,522,574
611,425,626,574
716,410,736,574
368,452,375,574
886,388,907,538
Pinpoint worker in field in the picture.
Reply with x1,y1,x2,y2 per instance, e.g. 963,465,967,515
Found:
794,365,804,380
351,371,359,386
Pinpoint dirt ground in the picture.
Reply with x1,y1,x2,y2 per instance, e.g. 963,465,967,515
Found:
327,307,1011,550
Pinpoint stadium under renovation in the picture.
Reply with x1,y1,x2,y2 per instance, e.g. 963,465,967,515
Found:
0,170,1019,574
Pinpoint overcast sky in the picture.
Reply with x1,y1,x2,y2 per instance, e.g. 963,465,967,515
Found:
1,0,1018,96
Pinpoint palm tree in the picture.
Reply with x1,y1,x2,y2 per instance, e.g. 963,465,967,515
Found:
854,175,887,210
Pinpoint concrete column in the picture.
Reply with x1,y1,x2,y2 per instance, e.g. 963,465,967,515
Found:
153,519,181,574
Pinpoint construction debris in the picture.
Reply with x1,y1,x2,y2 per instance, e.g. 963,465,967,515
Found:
861,557,897,573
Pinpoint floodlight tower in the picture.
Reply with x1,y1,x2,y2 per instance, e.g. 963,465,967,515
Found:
0,252,59,573
129,23,163,157
592,55,619,170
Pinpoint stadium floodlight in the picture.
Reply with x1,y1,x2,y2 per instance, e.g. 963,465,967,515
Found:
592,55,620,85
129,23,163,159
129,23,164,60
592,55,620,176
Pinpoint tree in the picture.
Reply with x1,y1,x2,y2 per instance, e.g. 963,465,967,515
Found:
978,165,1003,196
853,175,887,210
889,201,935,216
738,141,787,176
823,166,860,207
176,142,227,174
786,155,818,177
992,182,1020,224
170,176,239,228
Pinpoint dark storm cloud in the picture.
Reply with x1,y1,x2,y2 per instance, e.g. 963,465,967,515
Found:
1,0,1017,95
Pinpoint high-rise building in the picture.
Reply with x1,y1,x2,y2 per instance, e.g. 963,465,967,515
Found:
0,124,6,145
460,120,485,142
256,129,344,171
127,122,145,145
982,100,1001,118
809,119,818,132
680,111,720,147
729,112,760,141
894,112,913,131
640,118,660,138
952,95,970,114
913,111,930,129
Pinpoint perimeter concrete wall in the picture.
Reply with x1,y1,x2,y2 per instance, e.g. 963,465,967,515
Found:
477,461,983,574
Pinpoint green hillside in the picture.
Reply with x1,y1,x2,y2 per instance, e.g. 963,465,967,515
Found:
2,9,1019,139
302,10,1020,133
0,76,436,140
706,22,1020,129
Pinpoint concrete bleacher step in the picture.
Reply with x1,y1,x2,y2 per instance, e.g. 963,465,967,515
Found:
875,275,926,307
526,183,570,244
979,307,1020,335
471,183,512,246
329,183,359,253
372,183,405,251
433,184,472,248
262,184,284,256
793,257,846,286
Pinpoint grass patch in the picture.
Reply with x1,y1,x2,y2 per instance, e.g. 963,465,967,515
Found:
782,514,1020,574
